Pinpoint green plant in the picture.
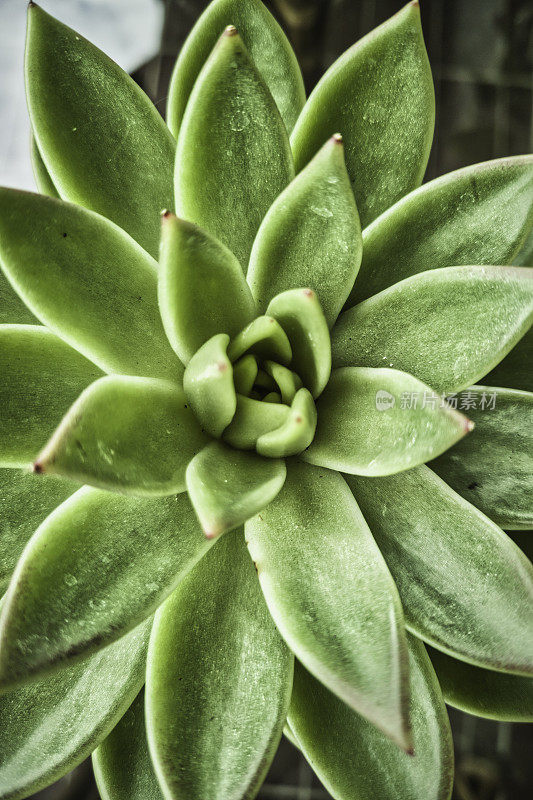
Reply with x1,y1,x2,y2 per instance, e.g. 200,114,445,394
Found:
0,0,532,797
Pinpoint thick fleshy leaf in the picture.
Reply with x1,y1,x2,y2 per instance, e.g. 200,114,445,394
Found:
174,27,294,269
256,388,317,458
232,354,258,395
34,376,209,495
484,328,532,392
30,134,58,198
266,289,331,397
93,690,163,800
222,394,290,450
347,466,533,675
0,325,102,467
167,0,305,136
186,441,286,537
431,386,533,529
288,637,454,800
349,155,533,305
146,530,293,800
245,461,411,748
227,316,292,365
25,4,175,257
0,488,209,688
263,361,302,405
0,190,180,381
514,228,533,266
290,2,434,228
332,266,533,393
0,468,77,593
0,273,37,325
0,614,151,800
183,334,236,438
427,645,533,723
303,367,470,476
248,136,362,326
158,214,255,363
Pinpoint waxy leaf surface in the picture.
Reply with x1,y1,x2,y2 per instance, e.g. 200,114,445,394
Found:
0,273,37,325
227,316,292,365
222,394,290,451
0,488,209,687
186,442,286,537
266,289,331,397
347,467,533,675
30,134,58,198
159,215,255,363
427,645,533,722
25,4,175,257
0,325,101,467
93,690,164,800
245,461,411,748
146,531,293,800
248,137,362,326
34,376,209,495
431,387,533,529
290,2,434,228
332,266,533,393
0,190,180,380
303,368,470,476
174,28,293,269
350,155,533,304
0,468,77,594
183,334,236,438
288,637,453,800
167,0,305,135
256,388,317,458
0,615,151,800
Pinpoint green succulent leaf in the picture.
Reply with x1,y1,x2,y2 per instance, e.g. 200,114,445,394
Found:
186,441,287,537
167,0,305,136
158,214,256,364
349,155,533,305
222,394,291,450
256,388,317,458
484,328,532,392
227,316,292,365
232,354,258,395
0,324,102,467
0,614,151,800
183,334,236,438
0,468,77,594
427,645,533,723
266,289,331,397
303,367,470,476
0,273,38,326
288,636,454,800
30,134,58,198
246,461,411,749
174,27,294,269
25,3,175,257
0,488,210,688
290,1,434,228
431,386,533,529
93,690,163,800
248,136,362,326
332,266,533,394
347,466,533,676
146,530,293,800
34,376,209,495
0,189,181,381
263,361,302,405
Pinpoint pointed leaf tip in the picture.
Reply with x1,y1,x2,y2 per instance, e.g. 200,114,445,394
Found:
224,24,238,36
332,133,343,144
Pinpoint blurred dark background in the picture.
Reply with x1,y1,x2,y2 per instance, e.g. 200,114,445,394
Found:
27,1,532,798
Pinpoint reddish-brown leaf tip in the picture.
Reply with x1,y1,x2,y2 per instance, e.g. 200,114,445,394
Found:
465,419,475,433
224,24,238,36
32,461,44,474
331,133,343,144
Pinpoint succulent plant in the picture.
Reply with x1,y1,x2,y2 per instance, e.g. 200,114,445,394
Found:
0,0,532,798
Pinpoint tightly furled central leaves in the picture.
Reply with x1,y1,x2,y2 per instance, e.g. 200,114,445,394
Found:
0,1,532,800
